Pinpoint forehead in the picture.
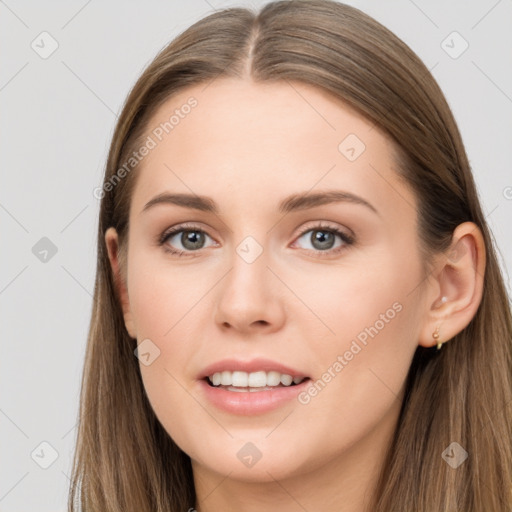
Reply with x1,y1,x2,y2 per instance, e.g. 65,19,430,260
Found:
129,78,413,218
143,78,381,157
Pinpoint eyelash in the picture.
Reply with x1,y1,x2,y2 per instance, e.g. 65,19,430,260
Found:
157,222,355,258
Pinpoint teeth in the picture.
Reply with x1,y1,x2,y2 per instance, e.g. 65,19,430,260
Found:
266,371,281,386
280,374,293,386
232,371,248,387
220,371,231,386
208,370,306,388
248,371,267,387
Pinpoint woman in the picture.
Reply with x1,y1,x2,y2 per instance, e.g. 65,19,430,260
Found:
69,1,512,510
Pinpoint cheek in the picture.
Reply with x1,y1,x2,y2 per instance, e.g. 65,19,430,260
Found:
127,250,207,340
126,253,213,439
284,251,423,414
282,271,421,462
278,247,423,352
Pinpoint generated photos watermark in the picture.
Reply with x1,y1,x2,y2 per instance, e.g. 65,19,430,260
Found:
93,96,198,200
298,301,403,405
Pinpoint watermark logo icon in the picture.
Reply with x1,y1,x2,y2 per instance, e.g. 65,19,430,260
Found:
236,236,263,264
32,237,58,263
237,442,262,468
442,442,468,468
338,134,366,162
134,338,161,366
31,441,59,469
441,31,469,59
31,31,59,59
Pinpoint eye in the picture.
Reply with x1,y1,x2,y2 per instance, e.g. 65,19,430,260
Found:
158,222,355,258
159,223,216,256
292,223,354,256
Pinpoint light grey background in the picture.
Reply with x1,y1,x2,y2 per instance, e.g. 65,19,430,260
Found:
1,0,511,510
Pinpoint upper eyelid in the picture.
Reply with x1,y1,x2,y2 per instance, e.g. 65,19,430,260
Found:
296,221,353,238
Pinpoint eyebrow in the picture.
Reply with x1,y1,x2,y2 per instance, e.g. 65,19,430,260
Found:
141,190,379,216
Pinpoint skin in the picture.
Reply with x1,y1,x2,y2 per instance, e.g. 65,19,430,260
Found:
105,78,485,512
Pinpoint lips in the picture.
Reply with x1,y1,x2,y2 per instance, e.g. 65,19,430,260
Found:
198,372,312,415
196,358,312,414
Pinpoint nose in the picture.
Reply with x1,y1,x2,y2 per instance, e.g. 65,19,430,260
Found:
214,245,286,335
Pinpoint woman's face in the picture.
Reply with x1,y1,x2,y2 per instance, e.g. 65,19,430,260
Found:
109,78,431,483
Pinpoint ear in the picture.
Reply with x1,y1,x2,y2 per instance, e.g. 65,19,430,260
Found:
418,221,486,348
104,227,137,339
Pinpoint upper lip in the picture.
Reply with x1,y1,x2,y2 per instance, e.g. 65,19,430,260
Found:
198,358,309,379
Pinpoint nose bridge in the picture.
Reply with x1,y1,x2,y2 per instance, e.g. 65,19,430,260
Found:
226,234,271,299
214,232,285,331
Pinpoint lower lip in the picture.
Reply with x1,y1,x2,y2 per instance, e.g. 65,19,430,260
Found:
198,378,311,415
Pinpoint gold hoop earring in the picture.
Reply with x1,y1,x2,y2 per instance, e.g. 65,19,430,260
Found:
433,326,442,350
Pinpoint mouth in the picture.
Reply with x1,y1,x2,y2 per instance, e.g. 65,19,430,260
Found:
199,365,312,414
204,370,311,392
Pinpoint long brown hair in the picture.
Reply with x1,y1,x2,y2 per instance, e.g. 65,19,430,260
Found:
68,1,512,510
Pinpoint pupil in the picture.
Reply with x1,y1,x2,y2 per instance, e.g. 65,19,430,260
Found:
312,230,334,250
